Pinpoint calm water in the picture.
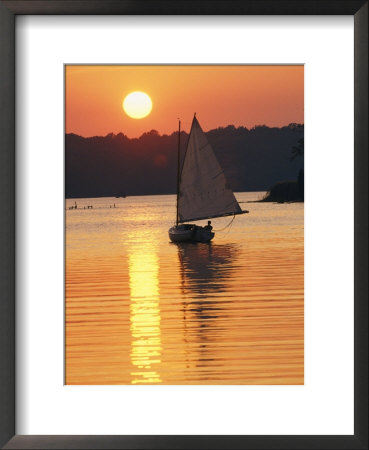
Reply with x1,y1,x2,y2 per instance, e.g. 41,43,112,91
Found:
65,193,304,385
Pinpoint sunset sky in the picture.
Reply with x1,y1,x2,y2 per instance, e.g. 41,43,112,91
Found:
65,65,304,138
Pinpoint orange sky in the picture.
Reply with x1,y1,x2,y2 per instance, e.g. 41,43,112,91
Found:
65,65,304,138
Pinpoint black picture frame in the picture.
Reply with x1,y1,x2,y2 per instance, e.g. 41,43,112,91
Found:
0,1,367,449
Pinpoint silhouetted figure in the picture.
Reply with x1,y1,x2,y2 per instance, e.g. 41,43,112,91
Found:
204,220,213,231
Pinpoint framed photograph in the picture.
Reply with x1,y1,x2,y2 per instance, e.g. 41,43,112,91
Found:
64,63,305,387
0,1,367,449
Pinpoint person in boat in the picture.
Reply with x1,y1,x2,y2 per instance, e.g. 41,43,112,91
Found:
204,220,213,231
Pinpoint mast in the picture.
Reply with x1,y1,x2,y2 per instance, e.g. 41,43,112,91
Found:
176,119,181,226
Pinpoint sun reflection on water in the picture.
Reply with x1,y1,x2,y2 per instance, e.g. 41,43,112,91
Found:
66,194,304,385
129,248,162,384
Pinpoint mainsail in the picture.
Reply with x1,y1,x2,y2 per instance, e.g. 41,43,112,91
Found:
178,116,243,223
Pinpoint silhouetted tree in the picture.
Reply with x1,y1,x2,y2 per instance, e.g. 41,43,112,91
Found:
65,124,304,198
291,137,304,161
298,169,304,201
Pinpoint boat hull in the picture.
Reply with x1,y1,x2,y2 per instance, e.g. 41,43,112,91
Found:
168,225,214,243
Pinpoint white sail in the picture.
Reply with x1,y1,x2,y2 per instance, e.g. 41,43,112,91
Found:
178,116,242,223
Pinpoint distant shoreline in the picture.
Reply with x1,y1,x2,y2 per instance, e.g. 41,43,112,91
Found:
66,125,303,199
66,123,304,140
247,200,304,204
65,190,266,200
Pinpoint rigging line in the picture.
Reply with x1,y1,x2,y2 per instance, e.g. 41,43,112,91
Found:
222,217,236,237
213,215,236,232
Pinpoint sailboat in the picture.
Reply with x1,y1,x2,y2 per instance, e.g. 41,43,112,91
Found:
168,114,248,243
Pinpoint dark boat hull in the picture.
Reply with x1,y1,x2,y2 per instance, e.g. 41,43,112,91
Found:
168,225,214,243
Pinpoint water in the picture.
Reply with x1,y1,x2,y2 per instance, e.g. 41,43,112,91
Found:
66,193,304,385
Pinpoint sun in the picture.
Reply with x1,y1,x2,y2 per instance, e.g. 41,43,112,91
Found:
123,91,152,119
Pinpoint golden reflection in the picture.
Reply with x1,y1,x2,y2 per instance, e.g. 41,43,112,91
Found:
129,249,162,384
66,196,304,385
